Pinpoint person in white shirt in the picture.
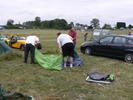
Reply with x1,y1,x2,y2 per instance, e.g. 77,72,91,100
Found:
57,32,74,67
24,35,40,64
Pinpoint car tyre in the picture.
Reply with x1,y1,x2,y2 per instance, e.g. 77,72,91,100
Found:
125,54,133,63
85,47,91,55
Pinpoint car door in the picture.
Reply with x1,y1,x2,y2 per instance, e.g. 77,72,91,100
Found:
94,36,114,55
108,36,126,57
11,36,18,48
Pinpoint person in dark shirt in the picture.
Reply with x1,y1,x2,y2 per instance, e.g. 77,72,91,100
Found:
84,32,88,42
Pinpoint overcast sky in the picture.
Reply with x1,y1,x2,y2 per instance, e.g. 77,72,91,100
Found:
0,0,133,26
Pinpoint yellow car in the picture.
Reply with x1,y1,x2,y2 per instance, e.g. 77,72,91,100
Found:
5,36,26,50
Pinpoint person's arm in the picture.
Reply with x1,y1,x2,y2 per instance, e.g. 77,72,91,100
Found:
73,33,76,40
73,30,77,39
58,42,62,54
57,38,62,54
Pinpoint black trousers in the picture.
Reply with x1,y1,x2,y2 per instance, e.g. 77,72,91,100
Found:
24,44,35,63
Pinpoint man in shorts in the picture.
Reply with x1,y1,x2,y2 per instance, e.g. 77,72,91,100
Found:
57,32,74,67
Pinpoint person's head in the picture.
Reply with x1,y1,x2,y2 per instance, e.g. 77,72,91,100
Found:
57,32,62,37
69,26,75,30
35,43,42,49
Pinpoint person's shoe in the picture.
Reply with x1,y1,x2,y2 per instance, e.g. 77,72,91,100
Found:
64,63,66,68
30,62,37,64
70,64,73,68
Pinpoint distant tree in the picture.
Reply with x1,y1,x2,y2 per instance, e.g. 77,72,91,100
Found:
116,22,126,29
88,25,93,30
41,21,49,29
6,19,15,29
6,19,14,26
34,16,41,28
23,21,34,29
35,16,41,22
14,22,23,29
102,24,112,29
23,18,68,29
128,24,133,29
53,19,68,29
41,19,68,29
90,18,100,29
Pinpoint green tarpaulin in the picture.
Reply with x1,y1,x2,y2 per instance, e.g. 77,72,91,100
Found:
0,41,12,54
35,49,62,70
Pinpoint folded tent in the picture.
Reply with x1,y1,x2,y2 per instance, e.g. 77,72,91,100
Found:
0,41,12,54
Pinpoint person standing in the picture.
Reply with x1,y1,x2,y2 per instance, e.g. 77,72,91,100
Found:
128,32,131,35
84,32,88,42
24,35,40,64
57,33,74,67
68,26,77,47
68,26,79,58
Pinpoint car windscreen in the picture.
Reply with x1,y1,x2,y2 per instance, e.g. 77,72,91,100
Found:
17,36,26,40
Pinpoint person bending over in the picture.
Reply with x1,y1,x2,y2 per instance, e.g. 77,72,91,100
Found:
57,32,74,67
24,35,40,64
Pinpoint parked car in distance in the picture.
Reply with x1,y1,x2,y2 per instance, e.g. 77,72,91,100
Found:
80,34,133,63
5,36,26,50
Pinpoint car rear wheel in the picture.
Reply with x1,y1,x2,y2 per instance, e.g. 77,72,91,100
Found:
85,47,91,55
125,54,133,63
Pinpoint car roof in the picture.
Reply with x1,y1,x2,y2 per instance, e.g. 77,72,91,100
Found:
105,34,133,38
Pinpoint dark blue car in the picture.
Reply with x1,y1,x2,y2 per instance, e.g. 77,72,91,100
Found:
80,35,133,62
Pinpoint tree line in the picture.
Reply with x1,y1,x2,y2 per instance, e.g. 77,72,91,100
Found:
5,17,70,30
4,17,133,30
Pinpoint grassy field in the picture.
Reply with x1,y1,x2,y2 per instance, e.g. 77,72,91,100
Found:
0,29,133,100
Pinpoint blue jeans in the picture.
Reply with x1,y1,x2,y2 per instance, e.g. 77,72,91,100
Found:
73,43,79,58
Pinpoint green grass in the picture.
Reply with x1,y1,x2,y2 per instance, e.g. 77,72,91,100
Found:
0,29,133,100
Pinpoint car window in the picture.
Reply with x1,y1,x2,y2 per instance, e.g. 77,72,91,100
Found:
127,38,133,44
12,36,17,40
113,37,126,44
100,36,113,44
17,36,26,40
